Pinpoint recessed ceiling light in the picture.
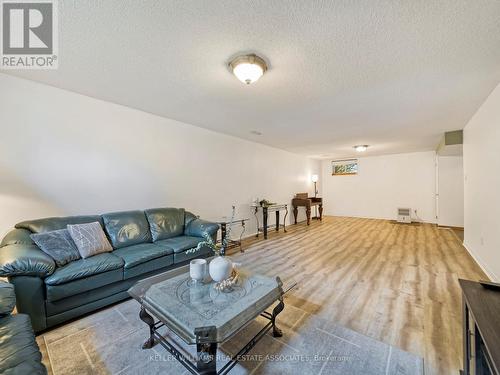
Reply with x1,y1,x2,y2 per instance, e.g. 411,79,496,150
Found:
229,54,267,85
250,130,262,135
354,145,369,152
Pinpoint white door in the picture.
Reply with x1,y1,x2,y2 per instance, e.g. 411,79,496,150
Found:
437,156,464,227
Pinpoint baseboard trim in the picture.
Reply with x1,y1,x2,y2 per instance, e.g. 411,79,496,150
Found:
437,225,464,230
462,242,498,282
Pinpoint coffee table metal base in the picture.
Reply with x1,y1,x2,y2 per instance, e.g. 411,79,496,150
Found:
139,299,285,375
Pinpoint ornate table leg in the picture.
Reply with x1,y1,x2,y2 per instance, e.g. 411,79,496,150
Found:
195,326,217,375
263,207,268,239
293,205,298,224
271,298,285,337
139,307,156,349
319,203,323,221
306,205,311,225
283,206,288,233
275,210,280,232
254,206,259,238
239,220,246,253
220,222,226,244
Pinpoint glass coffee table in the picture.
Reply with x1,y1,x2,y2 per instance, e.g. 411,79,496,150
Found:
128,261,296,375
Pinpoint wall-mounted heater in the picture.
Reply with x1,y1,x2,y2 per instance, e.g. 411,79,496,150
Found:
397,208,412,224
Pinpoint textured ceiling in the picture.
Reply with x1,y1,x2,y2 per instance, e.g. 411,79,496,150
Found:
6,0,500,158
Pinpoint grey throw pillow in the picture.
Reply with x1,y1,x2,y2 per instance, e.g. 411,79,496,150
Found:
31,229,81,267
67,222,113,259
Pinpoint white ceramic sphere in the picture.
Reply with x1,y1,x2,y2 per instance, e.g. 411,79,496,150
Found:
209,256,233,282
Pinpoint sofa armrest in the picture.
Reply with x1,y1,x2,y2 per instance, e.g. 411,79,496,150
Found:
0,281,16,316
0,244,55,278
185,218,219,238
0,228,35,248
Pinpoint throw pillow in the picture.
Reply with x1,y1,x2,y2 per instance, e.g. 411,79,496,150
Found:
67,222,113,259
31,229,81,267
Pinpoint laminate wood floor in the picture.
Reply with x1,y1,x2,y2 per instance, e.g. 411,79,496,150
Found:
229,216,486,375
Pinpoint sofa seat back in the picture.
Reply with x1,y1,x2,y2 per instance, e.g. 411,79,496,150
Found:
44,253,124,302
102,210,152,249
15,215,103,234
145,208,185,241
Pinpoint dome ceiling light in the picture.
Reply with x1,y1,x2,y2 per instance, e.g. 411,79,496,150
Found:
354,145,369,152
229,54,267,85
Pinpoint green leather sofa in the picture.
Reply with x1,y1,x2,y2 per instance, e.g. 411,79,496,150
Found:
0,208,219,333
0,280,47,374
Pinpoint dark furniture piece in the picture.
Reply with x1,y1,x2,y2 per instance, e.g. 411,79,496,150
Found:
0,280,47,374
292,193,323,225
129,262,296,375
0,208,219,333
252,204,288,240
213,217,249,253
460,279,500,375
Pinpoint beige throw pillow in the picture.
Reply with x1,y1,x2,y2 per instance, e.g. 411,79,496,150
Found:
67,222,113,259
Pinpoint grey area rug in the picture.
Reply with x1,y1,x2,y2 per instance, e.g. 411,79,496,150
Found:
38,299,423,375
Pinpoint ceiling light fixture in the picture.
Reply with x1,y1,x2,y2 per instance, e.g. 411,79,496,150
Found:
229,54,267,85
354,145,369,152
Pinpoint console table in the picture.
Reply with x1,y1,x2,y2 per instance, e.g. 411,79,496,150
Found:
292,193,323,225
460,279,500,375
252,204,288,240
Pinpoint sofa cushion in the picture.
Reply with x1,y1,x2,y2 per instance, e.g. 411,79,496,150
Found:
145,208,185,241
124,255,174,279
67,222,113,259
113,243,174,279
102,210,152,249
45,253,123,286
0,314,46,374
174,245,211,264
154,236,202,253
46,268,123,302
113,243,173,269
15,215,103,234
30,229,81,267
3,360,47,375
0,281,16,316
45,253,124,302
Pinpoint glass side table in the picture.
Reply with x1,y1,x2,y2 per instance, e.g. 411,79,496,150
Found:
211,217,249,253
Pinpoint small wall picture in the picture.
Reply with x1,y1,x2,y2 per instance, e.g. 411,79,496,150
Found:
332,159,358,175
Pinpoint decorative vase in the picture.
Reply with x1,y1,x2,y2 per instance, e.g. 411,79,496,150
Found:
209,256,233,282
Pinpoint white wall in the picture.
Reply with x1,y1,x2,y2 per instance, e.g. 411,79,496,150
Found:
321,151,436,223
0,74,320,237
437,156,464,228
464,82,500,281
